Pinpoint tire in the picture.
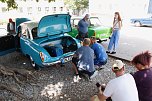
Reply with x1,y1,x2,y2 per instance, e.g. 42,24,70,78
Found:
97,39,102,43
29,56,40,70
135,21,141,27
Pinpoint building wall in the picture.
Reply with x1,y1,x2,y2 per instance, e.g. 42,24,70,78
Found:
0,0,67,21
89,0,149,18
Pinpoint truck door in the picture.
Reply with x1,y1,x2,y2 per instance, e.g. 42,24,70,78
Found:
0,33,16,56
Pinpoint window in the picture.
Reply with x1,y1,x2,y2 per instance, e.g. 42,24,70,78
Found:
27,7,32,15
2,7,7,13
38,7,41,12
19,7,23,13
53,7,56,12
60,7,63,12
74,19,80,26
22,26,27,38
31,27,38,39
90,18,102,26
45,7,49,14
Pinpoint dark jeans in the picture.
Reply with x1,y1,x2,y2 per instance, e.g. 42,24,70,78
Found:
94,59,107,67
72,57,94,77
76,31,88,41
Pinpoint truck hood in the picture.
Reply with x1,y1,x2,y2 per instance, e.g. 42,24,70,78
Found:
37,14,72,38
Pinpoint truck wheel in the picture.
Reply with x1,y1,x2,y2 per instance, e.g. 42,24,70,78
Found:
29,56,40,70
135,21,141,27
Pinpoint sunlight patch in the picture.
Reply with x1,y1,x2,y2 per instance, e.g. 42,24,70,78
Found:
41,82,64,99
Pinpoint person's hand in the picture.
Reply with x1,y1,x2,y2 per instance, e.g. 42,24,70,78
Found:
98,86,102,94
112,28,115,31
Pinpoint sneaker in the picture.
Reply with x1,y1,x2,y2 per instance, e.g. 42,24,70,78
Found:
73,75,81,82
94,65,100,70
97,67,104,71
106,51,110,53
95,65,104,71
111,51,116,54
81,73,90,81
90,71,98,79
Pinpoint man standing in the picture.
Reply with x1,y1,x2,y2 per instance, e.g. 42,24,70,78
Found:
7,18,15,34
72,38,98,81
91,60,139,101
77,14,90,41
90,36,108,69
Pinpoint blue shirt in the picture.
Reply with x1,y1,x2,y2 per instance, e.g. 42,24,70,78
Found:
91,42,108,62
78,19,89,34
75,46,95,72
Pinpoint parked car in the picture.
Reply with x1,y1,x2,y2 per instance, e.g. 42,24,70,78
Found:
130,16,152,27
68,16,112,42
0,14,81,69
0,28,7,36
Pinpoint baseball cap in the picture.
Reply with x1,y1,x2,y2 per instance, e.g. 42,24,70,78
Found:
112,60,124,70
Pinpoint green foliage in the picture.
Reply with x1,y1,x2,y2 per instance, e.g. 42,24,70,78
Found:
0,0,55,10
74,0,88,10
64,0,88,9
0,0,18,10
64,0,89,15
36,0,55,2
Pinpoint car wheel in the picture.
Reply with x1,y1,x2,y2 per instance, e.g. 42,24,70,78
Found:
29,56,40,70
97,39,102,43
135,21,141,27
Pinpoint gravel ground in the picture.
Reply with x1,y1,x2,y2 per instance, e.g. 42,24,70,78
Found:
0,51,136,101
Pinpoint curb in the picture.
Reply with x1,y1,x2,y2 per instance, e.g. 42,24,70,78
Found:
108,54,131,63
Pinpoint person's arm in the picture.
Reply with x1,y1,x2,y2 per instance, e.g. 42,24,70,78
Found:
7,23,10,32
73,53,77,58
91,45,96,55
73,48,80,58
112,19,115,31
118,21,122,30
97,86,108,101
77,20,81,31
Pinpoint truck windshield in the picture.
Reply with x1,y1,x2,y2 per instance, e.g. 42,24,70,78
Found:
90,18,102,26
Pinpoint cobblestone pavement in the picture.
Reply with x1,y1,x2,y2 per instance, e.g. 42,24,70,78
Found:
0,52,136,101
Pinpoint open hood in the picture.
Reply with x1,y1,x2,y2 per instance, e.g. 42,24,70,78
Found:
38,14,72,38
15,18,31,33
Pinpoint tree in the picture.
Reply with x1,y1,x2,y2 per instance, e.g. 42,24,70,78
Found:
74,0,88,15
0,0,55,10
0,0,18,10
64,0,89,15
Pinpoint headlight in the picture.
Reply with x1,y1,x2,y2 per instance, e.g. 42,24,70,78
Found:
39,52,45,62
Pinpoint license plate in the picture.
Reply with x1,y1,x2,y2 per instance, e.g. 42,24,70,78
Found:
63,56,73,63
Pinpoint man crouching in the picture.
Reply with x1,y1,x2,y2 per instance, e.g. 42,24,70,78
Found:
72,38,98,81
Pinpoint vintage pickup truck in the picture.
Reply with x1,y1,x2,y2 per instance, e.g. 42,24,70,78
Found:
0,14,81,69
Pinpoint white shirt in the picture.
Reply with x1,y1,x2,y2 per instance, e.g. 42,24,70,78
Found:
9,22,14,30
103,73,139,101
113,19,119,29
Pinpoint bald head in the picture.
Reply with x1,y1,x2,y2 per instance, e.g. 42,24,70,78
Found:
83,38,91,46
84,14,90,21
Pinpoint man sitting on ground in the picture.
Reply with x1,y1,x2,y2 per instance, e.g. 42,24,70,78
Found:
90,60,139,101
90,36,108,70
72,38,98,81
